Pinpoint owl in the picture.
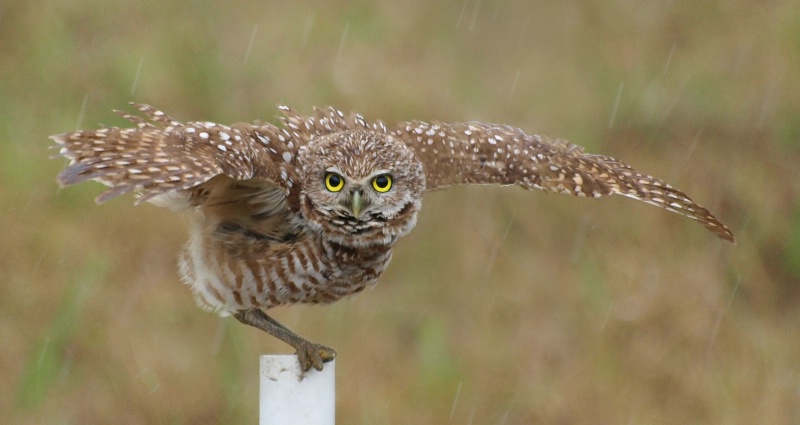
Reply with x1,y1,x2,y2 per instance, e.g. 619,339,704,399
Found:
53,103,734,372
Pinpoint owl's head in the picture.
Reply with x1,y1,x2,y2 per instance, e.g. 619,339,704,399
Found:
298,130,425,247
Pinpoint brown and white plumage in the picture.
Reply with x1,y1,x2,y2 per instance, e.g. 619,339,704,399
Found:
53,103,734,371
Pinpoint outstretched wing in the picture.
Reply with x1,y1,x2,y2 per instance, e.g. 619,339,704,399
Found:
53,103,304,213
392,120,735,242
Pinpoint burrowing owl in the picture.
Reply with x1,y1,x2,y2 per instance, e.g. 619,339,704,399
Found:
53,104,734,371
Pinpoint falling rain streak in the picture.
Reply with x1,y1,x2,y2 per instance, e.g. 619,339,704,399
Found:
668,129,701,183
482,214,515,282
130,56,144,96
457,0,483,31
662,43,676,76
302,15,316,48
336,22,349,64
469,0,482,31
75,94,88,131
608,82,624,129
457,0,469,29
243,25,259,66
449,381,463,420
707,275,741,353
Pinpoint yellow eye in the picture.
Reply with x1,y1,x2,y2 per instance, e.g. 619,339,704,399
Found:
371,174,392,193
325,172,344,192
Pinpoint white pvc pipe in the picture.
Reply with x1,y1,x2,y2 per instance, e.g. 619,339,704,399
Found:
259,355,335,425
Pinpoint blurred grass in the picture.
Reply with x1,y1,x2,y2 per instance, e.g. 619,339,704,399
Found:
15,256,108,412
1,0,799,423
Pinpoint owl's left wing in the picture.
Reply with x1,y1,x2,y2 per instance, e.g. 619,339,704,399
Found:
391,120,734,242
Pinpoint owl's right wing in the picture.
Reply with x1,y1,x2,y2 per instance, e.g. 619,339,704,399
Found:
53,104,304,214
391,120,734,242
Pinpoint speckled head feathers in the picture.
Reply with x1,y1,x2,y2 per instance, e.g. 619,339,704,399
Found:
297,130,425,247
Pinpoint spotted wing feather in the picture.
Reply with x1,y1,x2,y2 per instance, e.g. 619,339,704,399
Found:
277,105,386,139
53,103,302,209
391,120,734,242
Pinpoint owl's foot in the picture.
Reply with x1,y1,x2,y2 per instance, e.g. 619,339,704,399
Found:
294,341,336,372
233,308,336,372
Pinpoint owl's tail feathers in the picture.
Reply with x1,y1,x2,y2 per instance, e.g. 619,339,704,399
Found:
602,161,735,243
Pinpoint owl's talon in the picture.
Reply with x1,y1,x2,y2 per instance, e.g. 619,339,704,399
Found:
295,342,336,372
233,309,336,372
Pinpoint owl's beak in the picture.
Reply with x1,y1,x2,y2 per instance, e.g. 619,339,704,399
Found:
350,189,364,218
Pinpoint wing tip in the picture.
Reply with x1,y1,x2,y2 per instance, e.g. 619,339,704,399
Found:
710,223,736,244
49,134,68,144
56,165,85,188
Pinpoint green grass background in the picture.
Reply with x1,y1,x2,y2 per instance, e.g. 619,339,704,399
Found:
2,0,798,423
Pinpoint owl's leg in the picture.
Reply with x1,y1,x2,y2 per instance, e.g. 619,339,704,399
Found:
233,308,336,372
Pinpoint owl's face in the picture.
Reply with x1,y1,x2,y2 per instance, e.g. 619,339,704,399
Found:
298,130,425,247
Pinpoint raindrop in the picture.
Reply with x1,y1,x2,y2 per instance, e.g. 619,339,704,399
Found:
466,407,477,425
130,55,144,96
707,274,740,353
75,94,89,131
607,82,624,129
37,336,51,368
668,129,701,182
662,43,676,76
302,15,316,48
148,384,161,396
449,381,463,420
243,25,259,66
481,211,516,285
336,22,350,64
456,0,469,29
469,0,482,31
